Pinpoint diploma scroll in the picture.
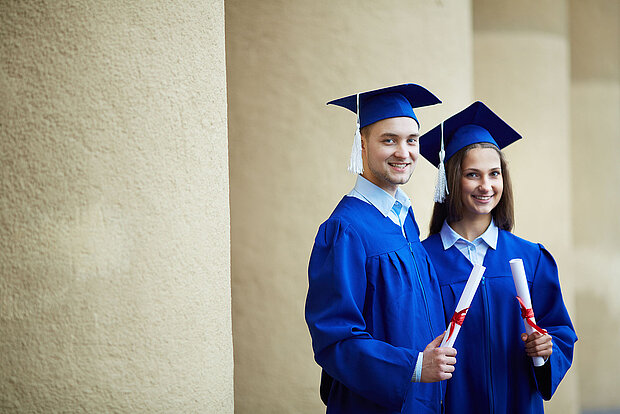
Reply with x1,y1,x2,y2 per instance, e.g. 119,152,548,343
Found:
509,258,547,367
440,263,485,348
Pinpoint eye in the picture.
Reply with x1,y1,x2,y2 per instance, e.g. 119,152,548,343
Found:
490,171,501,177
383,138,394,144
465,172,479,178
407,138,419,145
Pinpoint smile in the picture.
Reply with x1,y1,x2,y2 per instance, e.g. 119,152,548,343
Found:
472,195,493,200
388,162,410,169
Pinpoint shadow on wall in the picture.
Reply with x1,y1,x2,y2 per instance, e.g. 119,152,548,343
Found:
576,289,620,414
582,411,620,414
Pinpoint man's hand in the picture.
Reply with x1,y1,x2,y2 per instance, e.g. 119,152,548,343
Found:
521,332,553,358
421,332,457,382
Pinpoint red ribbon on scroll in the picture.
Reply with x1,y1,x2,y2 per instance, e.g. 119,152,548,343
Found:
446,307,470,343
516,296,547,335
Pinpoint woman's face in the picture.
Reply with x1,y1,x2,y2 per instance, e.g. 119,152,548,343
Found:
459,147,503,220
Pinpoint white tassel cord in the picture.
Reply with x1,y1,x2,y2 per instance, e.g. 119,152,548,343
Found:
433,122,449,203
348,93,364,174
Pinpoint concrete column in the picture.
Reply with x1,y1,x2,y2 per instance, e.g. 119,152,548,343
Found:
226,0,473,412
569,0,620,411
0,1,233,412
473,1,579,413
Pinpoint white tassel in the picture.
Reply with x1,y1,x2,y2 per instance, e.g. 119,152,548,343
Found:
433,122,449,203
348,93,364,174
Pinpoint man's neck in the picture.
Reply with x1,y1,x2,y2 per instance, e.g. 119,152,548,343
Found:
360,173,398,197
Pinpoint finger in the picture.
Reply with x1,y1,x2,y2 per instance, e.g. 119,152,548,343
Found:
430,348,455,363
526,342,553,357
521,333,528,342
525,335,553,349
526,341,551,353
527,348,552,357
440,372,453,381
426,332,445,350
442,347,457,357
524,339,544,350
524,331,544,343
444,364,456,373
433,332,446,345
526,345,547,354
525,333,550,345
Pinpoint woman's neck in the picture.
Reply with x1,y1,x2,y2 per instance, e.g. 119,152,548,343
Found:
449,214,492,242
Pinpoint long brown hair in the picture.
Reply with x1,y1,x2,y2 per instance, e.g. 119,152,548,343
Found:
428,142,514,235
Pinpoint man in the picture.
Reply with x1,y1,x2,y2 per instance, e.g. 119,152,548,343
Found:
305,84,457,413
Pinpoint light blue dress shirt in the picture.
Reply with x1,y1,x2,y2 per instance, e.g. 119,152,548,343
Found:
438,219,498,265
347,175,411,237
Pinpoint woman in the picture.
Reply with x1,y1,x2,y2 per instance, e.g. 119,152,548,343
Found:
419,101,577,413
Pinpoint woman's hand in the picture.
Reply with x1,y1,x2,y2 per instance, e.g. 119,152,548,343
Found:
521,332,553,358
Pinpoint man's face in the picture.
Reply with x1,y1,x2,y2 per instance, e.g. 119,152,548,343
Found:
361,116,420,196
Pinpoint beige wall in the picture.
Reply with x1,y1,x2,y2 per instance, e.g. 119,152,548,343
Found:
226,1,473,412
570,0,620,411
0,1,233,412
473,1,580,412
229,1,619,413
3,0,616,412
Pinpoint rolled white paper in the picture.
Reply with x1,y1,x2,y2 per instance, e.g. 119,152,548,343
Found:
509,258,545,367
440,263,485,348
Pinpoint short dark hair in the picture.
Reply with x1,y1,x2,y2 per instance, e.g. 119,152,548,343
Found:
360,124,373,140
428,142,514,235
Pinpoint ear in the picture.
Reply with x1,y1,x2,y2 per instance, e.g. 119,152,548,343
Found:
360,128,368,151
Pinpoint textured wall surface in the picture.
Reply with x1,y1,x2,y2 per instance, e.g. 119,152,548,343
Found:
226,0,617,412
0,1,233,412
473,1,579,412
226,1,473,412
569,0,620,411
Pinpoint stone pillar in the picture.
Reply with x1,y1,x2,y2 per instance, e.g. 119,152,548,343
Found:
0,1,233,412
226,0,473,412
569,0,620,411
473,1,579,412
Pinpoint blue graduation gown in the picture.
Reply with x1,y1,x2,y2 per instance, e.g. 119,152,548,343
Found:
305,196,446,413
422,230,577,414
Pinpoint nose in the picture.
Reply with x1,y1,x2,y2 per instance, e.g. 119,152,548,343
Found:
394,141,409,159
478,177,491,192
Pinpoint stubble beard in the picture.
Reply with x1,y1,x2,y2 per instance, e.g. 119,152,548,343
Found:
370,163,414,189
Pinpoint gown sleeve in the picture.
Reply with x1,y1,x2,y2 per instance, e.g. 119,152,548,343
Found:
530,244,578,400
305,218,418,411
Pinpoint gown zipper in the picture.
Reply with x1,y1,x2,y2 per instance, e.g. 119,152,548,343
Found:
409,241,441,410
481,275,494,413
403,221,434,337
405,222,439,410
410,244,435,336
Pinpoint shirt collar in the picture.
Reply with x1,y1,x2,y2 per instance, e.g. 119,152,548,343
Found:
351,175,411,217
439,219,498,250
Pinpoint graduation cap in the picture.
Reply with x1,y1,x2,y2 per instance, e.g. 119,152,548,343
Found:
419,101,522,202
327,83,441,174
